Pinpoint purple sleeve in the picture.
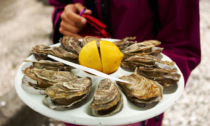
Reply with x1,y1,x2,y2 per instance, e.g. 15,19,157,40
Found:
48,0,70,43
156,0,201,84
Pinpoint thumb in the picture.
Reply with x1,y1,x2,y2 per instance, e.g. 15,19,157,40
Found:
74,3,92,15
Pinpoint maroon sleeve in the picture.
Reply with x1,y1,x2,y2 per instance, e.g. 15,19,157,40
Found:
156,0,201,84
48,0,73,43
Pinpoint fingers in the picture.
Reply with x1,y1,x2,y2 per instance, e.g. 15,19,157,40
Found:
74,3,92,15
60,20,81,33
59,27,82,39
59,3,91,37
63,4,87,24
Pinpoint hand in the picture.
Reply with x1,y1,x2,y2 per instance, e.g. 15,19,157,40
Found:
60,3,92,38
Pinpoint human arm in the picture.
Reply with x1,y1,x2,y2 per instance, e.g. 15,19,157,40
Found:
48,0,91,43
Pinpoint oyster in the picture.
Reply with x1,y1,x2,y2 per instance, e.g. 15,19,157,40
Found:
24,60,72,71
117,70,163,107
121,54,177,71
90,79,123,116
81,36,100,47
113,37,137,50
32,45,78,62
122,40,163,57
44,77,92,109
60,36,82,54
137,67,180,88
23,67,78,89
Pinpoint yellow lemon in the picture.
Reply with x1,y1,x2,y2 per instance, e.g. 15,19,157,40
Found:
79,40,124,74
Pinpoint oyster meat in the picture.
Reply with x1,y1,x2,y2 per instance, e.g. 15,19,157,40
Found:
44,77,92,109
32,45,78,62
117,70,163,107
23,67,78,89
90,79,123,116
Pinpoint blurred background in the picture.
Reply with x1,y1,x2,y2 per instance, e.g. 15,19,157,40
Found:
0,0,209,125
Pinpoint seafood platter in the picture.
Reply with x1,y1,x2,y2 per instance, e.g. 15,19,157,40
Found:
15,36,184,125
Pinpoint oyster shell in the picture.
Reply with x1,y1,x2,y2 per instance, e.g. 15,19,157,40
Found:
60,36,81,54
117,70,163,107
90,79,123,116
113,37,137,50
122,40,162,57
44,77,92,109
23,67,78,89
137,67,180,88
32,45,78,62
81,36,100,47
24,60,72,71
121,54,177,71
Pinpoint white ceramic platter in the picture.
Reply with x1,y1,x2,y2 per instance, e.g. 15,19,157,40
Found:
15,39,184,126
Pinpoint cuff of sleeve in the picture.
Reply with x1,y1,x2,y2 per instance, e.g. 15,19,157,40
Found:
52,8,64,43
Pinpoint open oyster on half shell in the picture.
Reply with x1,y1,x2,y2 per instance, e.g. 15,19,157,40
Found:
117,70,163,107
90,79,123,116
43,77,92,109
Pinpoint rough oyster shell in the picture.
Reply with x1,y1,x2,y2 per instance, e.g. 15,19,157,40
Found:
117,71,163,107
81,36,100,47
32,45,78,62
90,79,123,116
121,54,177,71
122,40,162,57
60,36,82,54
113,37,137,50
24,60,72,71
23,67,78,89
137,67,180,88
43,77,92,109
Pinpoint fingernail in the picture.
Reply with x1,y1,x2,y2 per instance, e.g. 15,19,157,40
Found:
81,18,86,24
85,10,91,14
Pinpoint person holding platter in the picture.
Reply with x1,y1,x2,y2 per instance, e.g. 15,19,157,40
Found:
48,0,201,126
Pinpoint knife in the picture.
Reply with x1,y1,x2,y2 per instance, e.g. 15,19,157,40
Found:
48,55,129,83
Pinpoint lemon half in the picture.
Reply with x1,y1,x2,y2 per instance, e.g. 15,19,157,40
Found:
79,40,124,74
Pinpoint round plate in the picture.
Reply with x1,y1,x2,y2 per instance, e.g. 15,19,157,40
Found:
15,39,184,126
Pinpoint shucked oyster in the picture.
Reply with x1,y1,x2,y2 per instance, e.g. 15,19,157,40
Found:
44,77,92,109
24,60,72,71
117,70,163,107
23,67,78,89
60,36,82,54
90,79,123,116
32,45,78,62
